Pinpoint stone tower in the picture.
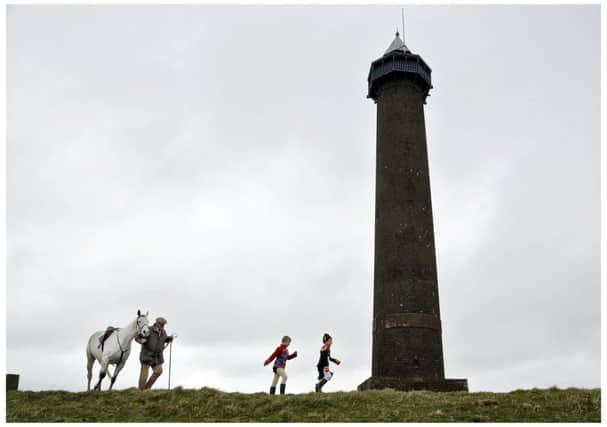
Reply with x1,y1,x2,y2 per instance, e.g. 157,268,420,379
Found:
358,31,467,392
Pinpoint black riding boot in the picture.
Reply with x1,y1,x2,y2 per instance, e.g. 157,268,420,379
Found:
315,379,327,393
280,384,286,395
270,386,276,395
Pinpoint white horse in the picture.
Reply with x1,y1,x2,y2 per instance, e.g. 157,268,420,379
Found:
86,310,151,391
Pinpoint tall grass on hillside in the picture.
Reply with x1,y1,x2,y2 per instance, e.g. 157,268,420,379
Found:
6,386,600,422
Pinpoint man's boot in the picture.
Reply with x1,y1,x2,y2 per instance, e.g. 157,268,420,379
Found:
280,384,286,395
315,379,327,393
269,386,276,395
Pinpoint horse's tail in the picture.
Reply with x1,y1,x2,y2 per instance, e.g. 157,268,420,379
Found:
86,346,95,366
86,333,101,367
86,340,96,391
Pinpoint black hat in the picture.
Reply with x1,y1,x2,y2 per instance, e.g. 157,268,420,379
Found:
323,333,332,343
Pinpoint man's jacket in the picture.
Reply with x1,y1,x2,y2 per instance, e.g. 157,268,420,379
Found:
139,325,172,366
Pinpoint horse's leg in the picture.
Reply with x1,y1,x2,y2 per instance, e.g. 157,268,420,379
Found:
106,364,115,383
86,351,95,391
94,361,108,391
109,363,125,391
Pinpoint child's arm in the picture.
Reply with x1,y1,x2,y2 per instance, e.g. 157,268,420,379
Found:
287,351,298,360
329,356,341,365
264,346,281,366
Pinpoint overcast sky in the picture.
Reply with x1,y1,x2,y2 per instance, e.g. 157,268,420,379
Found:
6,5,600,394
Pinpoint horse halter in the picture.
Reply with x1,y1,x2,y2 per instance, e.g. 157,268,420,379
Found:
136,315,150,337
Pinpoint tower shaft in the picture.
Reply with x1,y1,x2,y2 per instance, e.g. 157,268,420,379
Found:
372,76,444,380
359,32,467,392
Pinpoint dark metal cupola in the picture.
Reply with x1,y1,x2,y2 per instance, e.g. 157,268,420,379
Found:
367,31,433,101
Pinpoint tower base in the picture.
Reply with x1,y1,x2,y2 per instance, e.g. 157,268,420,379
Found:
358,376,468,392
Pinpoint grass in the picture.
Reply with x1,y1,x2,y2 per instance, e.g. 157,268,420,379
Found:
6,386,600,422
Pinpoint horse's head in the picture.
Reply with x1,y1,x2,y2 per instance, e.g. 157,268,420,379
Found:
136,309,151,338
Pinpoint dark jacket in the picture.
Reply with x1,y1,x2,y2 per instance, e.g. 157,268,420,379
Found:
317,346,338,368
139,325,172,366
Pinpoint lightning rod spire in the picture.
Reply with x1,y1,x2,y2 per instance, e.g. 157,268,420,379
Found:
401,8,405,44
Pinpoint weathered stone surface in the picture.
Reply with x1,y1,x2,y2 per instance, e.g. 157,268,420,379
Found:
371,74,445,381
360,46,467,392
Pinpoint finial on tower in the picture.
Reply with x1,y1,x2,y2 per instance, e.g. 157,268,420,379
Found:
384,29,410,56
369,13,433,100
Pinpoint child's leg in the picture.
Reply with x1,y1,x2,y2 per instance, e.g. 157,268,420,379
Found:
269,369,280,394
276,368,288,384
317,366,325,381
316,366,332,392
271,371,280,387
276,368,288,394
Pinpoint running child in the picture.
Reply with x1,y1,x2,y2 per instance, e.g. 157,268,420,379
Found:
264,335,298,395
315,333,341,392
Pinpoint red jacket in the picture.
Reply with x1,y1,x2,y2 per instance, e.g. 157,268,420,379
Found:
265,344,297,369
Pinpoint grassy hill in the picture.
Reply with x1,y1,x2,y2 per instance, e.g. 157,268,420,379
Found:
6,386,600,422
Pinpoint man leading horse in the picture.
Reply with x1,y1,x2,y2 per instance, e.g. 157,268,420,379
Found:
136,316,175,390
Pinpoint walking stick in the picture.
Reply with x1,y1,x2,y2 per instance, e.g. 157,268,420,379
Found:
168,334,177,390
168,340,173,390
